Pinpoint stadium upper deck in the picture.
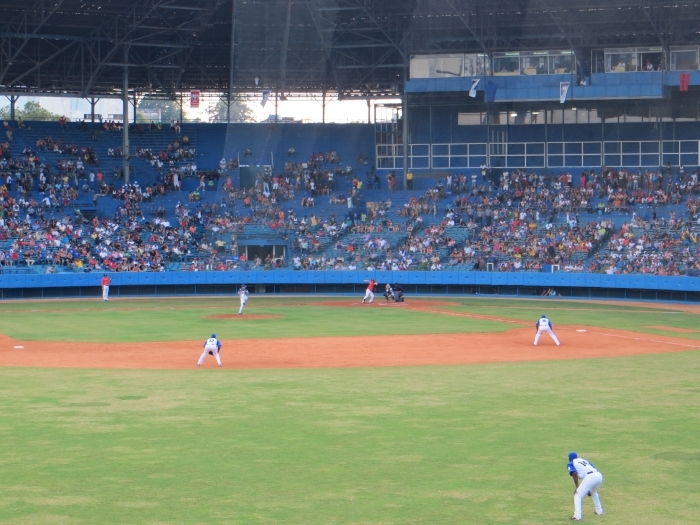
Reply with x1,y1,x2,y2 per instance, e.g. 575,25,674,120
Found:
1,0,699,99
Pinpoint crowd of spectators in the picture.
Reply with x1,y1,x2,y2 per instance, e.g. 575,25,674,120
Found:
135,136,195,171
6,119,700,276
586,216,700,276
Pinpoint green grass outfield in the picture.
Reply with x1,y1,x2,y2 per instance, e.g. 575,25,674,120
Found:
0,296,698,524
0,295,699,342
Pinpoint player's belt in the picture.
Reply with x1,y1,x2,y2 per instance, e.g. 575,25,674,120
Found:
586,471,595,475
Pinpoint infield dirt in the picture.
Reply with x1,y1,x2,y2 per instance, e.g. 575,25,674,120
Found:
1,322,698,370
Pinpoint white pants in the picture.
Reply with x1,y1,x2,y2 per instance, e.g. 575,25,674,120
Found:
198,346,222,366
363,289,374,303
574,472,603,519
102,285,109,301
239,297,247,314
534,326,560,345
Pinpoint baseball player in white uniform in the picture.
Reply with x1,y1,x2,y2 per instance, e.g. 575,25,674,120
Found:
197,333,222,367
534,314,561,346
567,452,603,520
238,285,248,315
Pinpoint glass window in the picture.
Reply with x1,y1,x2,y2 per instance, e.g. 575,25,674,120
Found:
464,53,490,76
606,50,637,72
548,52,576,74
640,52,664,71
604,47,663,72
457,113,482,125
410,54,464,78
671,46,699,70
493,53,520,75
548,109,563,124
563,109,577,124
520,54,548,75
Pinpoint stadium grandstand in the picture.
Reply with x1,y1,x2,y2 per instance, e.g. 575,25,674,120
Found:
3,0,700,299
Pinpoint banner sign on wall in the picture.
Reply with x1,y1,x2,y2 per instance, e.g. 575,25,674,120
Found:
485,82,497,103
469,78,480,98
559,82,570,103
190,90,200,108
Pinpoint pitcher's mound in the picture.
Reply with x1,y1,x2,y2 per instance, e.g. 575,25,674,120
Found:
202,314,281,320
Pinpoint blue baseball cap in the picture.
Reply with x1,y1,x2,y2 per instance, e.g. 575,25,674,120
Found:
211,333,217,338
542,314,547,318
568,451,578,461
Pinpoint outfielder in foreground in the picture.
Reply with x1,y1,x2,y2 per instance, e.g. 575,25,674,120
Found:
197,333,222,367
567,452,604,520
101,274,111,301
534,314,561,346
238,285,248,315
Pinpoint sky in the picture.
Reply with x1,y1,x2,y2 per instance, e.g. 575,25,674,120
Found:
1,93,400,124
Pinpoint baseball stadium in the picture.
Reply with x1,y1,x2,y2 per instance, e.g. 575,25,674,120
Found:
0,1,699,523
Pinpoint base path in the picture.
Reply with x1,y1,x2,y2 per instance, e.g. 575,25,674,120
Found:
0,326,698,370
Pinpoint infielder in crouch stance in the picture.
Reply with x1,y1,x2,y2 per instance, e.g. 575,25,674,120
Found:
567,451,604,520
238,285,248,315
101,274,111,301
197,333,222,367
361,279,377,304
534,314,561,346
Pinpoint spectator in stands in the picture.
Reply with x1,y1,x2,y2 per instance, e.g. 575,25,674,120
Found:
386,171,396,193
288,146,296,157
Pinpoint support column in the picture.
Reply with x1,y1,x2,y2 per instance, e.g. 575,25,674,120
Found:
486,102,491,167
367,100,371,124
9,95,18,121
402,86,409,189
228,0,236,123
122,48,131,185
322,91,326,124
277,0,292,98
90,97,97,124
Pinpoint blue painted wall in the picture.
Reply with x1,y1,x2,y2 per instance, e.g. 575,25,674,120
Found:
1,271,698,292
405,71,700,100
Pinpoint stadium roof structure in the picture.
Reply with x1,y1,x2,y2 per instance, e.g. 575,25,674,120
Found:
1,0,700,99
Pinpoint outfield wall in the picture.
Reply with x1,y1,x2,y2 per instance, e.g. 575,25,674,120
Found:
1,271,699,302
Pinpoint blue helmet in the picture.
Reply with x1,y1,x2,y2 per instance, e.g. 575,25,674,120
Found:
211,333,217,339
542,314,547,318
568,451,578,461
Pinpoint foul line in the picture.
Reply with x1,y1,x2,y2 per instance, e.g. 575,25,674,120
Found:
407,307,700,348
583,330,700,349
